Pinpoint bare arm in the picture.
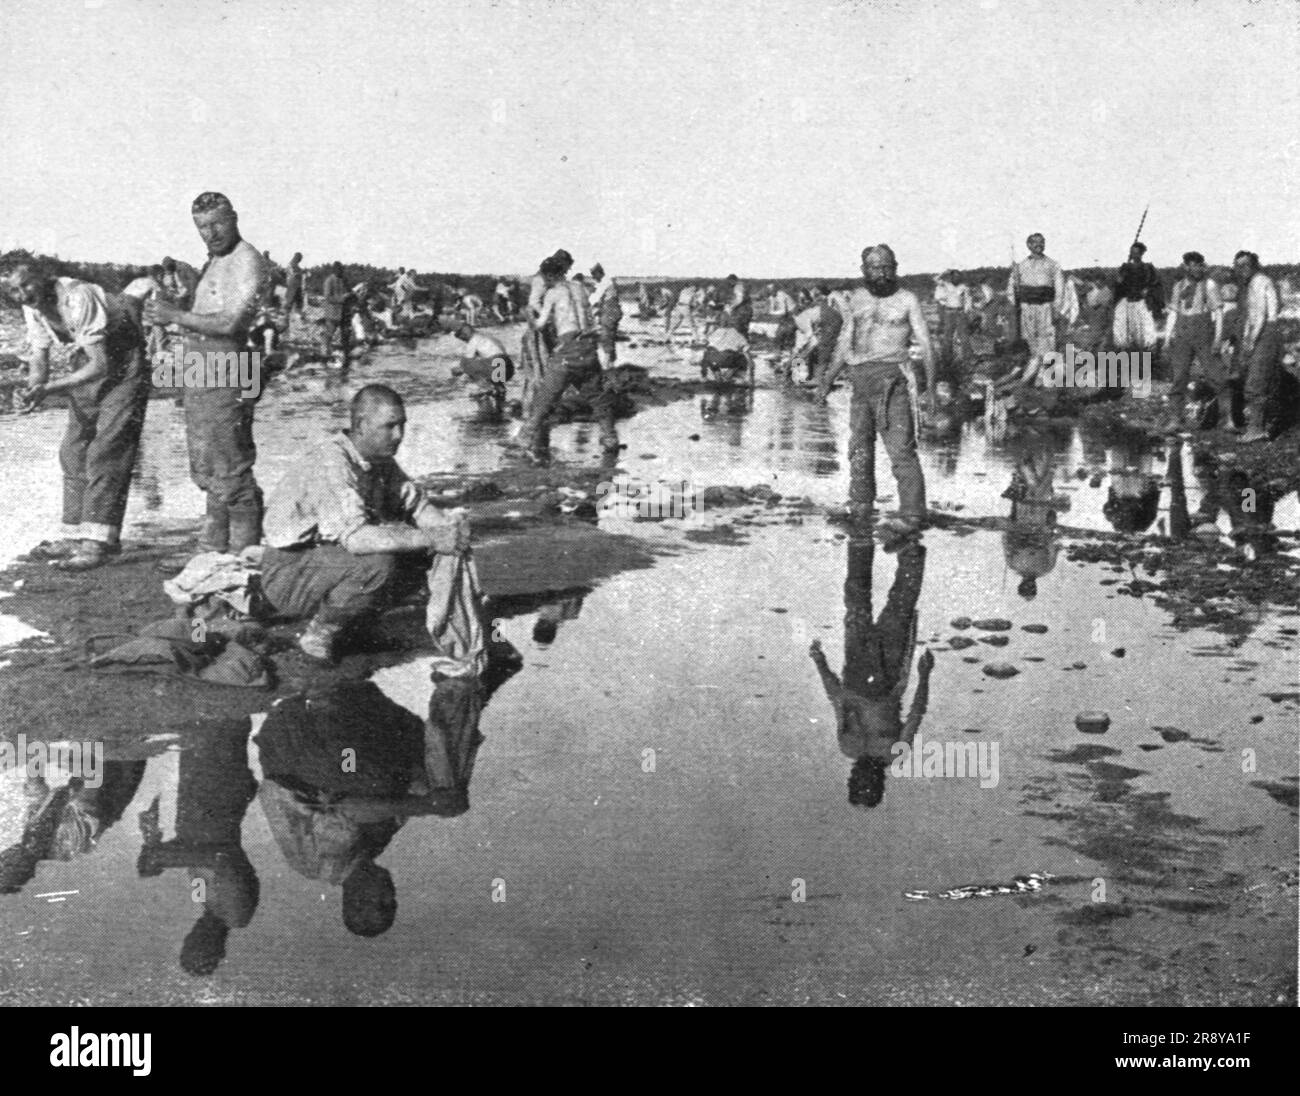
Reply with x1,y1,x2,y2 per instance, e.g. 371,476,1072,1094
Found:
345,522,465,556
44,342,108,394
901,649,934,742
809,640,842,699
908,292,937,399
145,257,262,338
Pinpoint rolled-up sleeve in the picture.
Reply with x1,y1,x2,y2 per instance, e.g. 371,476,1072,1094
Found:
22,305,52,351
64,284,110,348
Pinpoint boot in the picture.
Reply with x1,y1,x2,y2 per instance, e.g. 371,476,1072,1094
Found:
199,497,230,553
1240,402,1270,444
56,539,109,572
1159,393,1185,434
1216,388,1240,433
298,616,342,662
227,508,263,554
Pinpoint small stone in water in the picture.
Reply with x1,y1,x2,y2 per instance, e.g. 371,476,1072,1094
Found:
983,663,1019,679
1075,711,1111,734
950,636,977,649
950,617,972,629
981,635,1010,647
1022,624,1049,634
1111,647,1126,657
973,618,1012,631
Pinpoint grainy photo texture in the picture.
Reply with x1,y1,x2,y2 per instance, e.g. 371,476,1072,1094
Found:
0,0,1296,1010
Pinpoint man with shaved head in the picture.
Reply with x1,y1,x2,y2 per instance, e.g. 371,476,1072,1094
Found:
145,192,270,552
817,244,936,542
261,384,470,660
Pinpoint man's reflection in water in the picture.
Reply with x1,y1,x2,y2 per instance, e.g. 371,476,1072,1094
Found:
699,390,752,450
135,718,259,976
532,591,586,646
1102,439,1161,535
1168,440,1279,556
1001,433,1062,600
254,658,515,937
0,753,146,894
809,535,933,808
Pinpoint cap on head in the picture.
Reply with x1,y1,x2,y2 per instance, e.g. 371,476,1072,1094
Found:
1130,242,1147,255
552,249,574,268
1182,251,1205,265
1027,233,1045,247
191,191,234,215
591,263,605,280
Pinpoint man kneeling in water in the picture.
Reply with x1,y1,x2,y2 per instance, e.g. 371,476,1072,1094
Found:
450,323,514,413
699,310,755,387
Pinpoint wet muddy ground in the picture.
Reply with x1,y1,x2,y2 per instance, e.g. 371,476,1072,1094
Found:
0,314,1295,1005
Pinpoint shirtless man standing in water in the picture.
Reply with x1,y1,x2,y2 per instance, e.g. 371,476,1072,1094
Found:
817,244,935,540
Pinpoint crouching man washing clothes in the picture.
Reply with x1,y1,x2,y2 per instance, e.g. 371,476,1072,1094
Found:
261,384,469,661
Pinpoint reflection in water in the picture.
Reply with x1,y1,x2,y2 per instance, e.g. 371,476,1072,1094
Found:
136,718,258,976
1103,439,1160,535
1168,440,1279,556
0,754,146,895
699,390,752,449
252,656,516,940
1002,433,1063,600
810,536,932,808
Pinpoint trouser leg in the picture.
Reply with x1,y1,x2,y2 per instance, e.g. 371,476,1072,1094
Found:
59,394,95,534
519,355,571,450
184,387,260,551
79,350,148,541
261,544,430,626
876,377,926,524
847,376,878,508
574,360,619,449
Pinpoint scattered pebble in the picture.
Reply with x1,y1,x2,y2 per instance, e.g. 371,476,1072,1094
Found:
980,635,1010,647
1111,647,1126,657
1155,727,1190,743
1021,624,1049,634
949,636,977,650
972,618,1012,631
1075,711,1111,734
950,617,972,629
983,663,1020,679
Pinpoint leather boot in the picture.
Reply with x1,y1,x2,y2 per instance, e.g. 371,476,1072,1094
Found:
199,497,229,553
1216,388,1239,432
1240,402,1269,444
227,508,263,553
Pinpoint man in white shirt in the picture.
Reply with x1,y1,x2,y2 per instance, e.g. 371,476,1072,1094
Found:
0,254,149,569
1231,250,1283,443
1009,233,1066,371
261,384,468,660
932,271,973,378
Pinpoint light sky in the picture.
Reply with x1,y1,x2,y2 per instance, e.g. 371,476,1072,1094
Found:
1,0,1296,277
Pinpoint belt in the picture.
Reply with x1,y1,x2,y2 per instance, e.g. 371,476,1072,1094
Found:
1018,286,1055,305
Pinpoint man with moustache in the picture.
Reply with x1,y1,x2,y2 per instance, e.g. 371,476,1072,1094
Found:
144,192,270,553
